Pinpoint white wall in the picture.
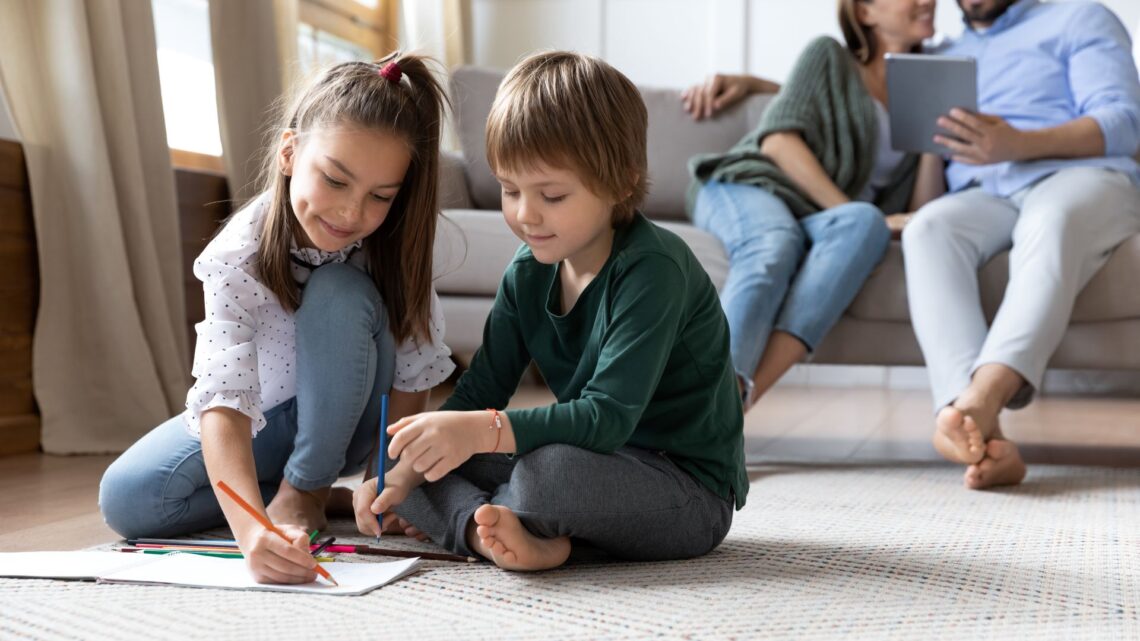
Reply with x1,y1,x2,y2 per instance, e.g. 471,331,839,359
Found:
468,0,1140,86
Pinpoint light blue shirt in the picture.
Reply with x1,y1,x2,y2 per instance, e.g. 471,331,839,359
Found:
937,0,1140,195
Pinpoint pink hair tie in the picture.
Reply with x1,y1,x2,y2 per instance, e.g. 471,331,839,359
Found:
379,61,402,85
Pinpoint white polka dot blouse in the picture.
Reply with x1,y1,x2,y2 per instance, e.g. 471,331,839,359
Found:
182,195,455,437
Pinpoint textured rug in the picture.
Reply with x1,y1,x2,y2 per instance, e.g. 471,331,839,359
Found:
2,464,1139,640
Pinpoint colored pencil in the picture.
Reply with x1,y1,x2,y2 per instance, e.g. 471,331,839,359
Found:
127,538,239,548
311,536,336,557
377,393,388,542
116,548,335,562
133,544,243,552
215,480,338,585
320,544,477,563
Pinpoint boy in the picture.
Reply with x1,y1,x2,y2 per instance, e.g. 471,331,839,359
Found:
353,51,747,571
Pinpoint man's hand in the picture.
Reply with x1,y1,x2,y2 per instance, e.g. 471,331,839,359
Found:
681,74,777,121
934,109,1027,165
387,411,492,482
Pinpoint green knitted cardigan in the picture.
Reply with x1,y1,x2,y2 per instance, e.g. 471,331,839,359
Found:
686,36,918,219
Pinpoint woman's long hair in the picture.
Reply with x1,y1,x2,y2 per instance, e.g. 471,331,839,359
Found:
838,0,923,64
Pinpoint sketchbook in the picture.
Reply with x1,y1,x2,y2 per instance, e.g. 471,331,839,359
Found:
0,551,420,596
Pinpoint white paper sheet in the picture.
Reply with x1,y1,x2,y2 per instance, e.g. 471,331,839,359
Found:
0,552,420,596
0,551,155,580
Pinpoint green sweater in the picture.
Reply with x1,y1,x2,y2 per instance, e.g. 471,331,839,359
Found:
687,36,918,218
441,213,748,509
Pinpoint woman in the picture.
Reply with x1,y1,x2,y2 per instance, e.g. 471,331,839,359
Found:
684,0,945,409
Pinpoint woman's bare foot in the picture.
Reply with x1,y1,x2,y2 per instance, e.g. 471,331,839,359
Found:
933,406,986,464
964,439,1027,490
266,479,329,532
468,505,570,571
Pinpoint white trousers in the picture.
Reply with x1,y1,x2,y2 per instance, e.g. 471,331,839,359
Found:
902,167,1140,411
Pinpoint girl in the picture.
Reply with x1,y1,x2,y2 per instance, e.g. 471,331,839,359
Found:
684,0,946,410
99,53,454,584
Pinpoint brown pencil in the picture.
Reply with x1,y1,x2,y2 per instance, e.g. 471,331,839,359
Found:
346,545,477,563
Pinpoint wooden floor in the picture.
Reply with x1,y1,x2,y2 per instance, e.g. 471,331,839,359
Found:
2,384,1138,553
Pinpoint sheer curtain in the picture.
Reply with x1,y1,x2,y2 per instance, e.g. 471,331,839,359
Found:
0,0,189,453
209,0,299,204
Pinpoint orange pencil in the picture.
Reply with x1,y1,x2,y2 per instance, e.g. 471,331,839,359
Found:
215,480,338,586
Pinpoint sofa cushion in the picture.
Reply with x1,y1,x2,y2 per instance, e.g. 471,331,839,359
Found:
433,209,729,297
847,234,1140,323
640,88,772,220
450,66,771,222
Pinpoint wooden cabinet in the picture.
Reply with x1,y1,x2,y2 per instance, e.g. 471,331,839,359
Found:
0,139,39,455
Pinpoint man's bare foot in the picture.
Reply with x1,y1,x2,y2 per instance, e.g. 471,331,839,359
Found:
468,505,570,571
266,479,329,533
933,406,986,464
964,439,1027,490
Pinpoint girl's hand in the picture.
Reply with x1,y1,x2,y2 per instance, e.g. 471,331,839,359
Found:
352,476,428,540
236,523,317,584
387,411,492,482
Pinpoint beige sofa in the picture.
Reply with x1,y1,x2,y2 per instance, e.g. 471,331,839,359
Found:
433,66,1140,371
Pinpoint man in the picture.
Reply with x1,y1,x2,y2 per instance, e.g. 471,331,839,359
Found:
903,0,1140,489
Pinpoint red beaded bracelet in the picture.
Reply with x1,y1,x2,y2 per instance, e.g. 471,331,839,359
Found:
485,408,503,453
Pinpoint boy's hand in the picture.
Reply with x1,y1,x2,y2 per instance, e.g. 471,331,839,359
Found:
237,523,317,585
387,411,491,482
352,475,428,540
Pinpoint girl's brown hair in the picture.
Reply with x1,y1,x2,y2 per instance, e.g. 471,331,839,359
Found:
253,52,447,344
838,0,922,64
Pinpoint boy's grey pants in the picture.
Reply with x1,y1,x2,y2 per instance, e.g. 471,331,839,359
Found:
902,167,1140,411
394,444,734,561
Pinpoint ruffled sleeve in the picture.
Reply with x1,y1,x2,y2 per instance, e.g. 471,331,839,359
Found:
183,200,276,437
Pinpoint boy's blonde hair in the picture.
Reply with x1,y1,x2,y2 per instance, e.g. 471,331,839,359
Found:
252,52,447,343
485,51,648,226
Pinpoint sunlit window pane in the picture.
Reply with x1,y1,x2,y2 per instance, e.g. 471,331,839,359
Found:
152,0,222,157
297,22,374,77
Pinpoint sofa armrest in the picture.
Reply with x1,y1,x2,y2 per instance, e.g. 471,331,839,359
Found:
439,150,474,210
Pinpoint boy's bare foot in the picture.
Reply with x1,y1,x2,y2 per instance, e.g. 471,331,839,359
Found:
266,479,329,533
468,505,570,571
933,406,986,464
964,439,1027,490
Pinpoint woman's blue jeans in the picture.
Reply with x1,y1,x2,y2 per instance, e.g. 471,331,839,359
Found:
693,182,890,390
98,263,396,538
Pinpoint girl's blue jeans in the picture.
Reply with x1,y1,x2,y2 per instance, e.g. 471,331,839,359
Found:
98,263,395,538
692,182,890,391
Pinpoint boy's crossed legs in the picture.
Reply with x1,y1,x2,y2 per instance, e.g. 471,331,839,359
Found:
394,444,733,570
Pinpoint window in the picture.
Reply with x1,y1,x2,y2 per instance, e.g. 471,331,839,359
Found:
152,0,224,172
151,0,396,172
297,0,397,75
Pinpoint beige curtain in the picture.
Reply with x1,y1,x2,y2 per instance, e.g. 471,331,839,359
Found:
209,0,299,203
402,0,468,151
0,0,189,453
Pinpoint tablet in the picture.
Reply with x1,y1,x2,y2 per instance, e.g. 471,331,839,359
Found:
885,53,977,154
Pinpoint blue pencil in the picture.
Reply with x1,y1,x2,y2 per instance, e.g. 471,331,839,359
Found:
377,393,388,542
